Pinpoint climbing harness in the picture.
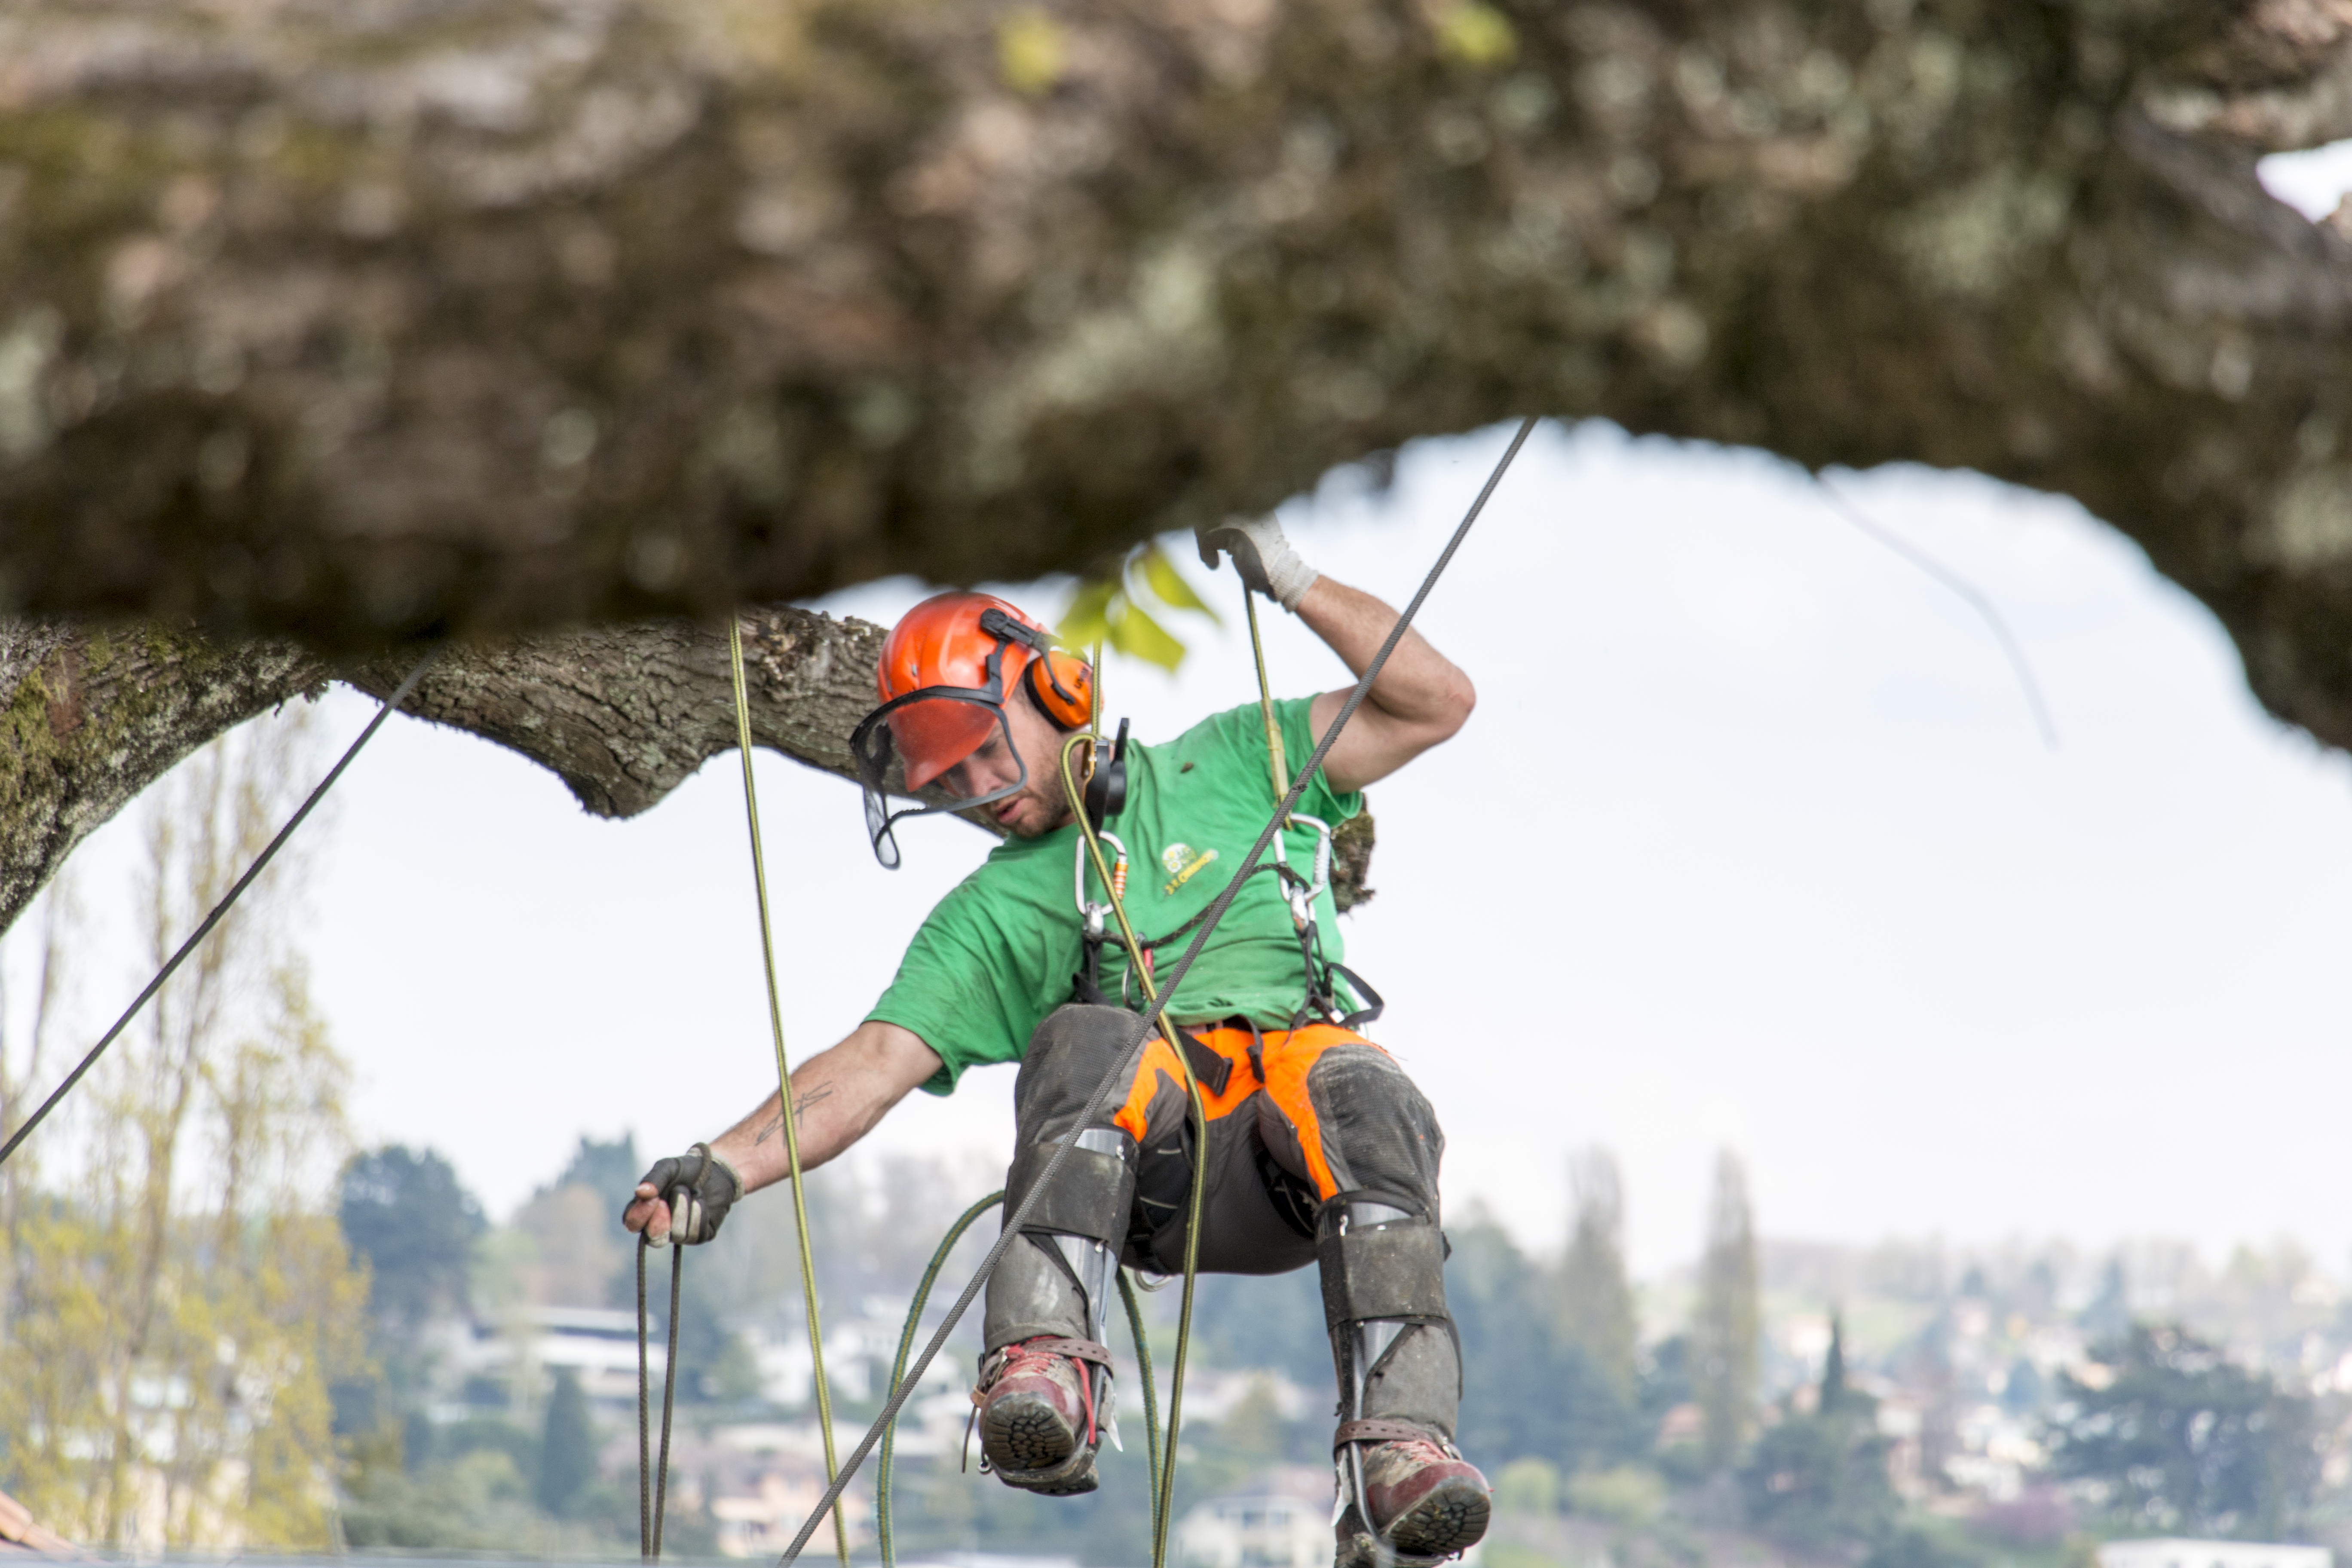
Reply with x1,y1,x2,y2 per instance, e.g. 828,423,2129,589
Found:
0,646,441,1170
1067,590,1377,1035
773,414,1538,1568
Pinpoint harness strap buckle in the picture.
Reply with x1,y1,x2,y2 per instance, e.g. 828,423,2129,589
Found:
974,1335,1117,1402
1332,1418,1453,1453
1174,1029,1233,1097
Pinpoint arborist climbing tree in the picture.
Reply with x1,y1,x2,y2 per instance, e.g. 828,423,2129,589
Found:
624,515,1491,1567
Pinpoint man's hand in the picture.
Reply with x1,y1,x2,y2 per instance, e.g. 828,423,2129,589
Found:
622,1020,945,1243
1196,517,1318,611
625,1142,741,1245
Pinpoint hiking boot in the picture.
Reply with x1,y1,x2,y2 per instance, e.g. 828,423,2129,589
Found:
1335,1426,1491,1567
974,1336,1106,1495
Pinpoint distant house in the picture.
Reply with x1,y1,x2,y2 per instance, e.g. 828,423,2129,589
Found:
2097,1540,2331,1568
1177,1467,1334,1568
435,1305,655,1410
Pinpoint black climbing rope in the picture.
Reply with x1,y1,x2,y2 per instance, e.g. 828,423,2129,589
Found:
0,648,441,1170
639,1232,686,1560
771,415,1540,1567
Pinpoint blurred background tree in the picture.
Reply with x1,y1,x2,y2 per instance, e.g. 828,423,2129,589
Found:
0,709,369,1549
1740,1317,1899,1555
1557,1146,1640,1409
2047,1323,2328,1540
1693,1149,1761,1474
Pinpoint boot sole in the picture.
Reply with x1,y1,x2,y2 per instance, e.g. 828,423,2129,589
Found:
982,1391,1083,1481
1386,1475,1491,1561
1337,1477,1493,1567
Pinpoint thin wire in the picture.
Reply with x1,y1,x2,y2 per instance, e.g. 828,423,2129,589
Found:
0,646,441,1170
772,413,1539,1567
1814,474,2060,750
727,620,852,1565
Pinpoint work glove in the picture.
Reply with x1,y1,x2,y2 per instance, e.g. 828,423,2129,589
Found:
634,1142,741,1246
1195,516,1317,612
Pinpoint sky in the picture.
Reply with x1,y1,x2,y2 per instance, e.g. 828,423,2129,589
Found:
12,147,2352,1284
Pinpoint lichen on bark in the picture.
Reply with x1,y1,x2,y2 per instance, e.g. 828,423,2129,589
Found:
0,612,1376,936
0,0,2348,759
4,0,2352,925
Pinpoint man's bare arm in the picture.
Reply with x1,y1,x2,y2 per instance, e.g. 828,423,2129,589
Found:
624,1019,941,1243
1300,575,1476,794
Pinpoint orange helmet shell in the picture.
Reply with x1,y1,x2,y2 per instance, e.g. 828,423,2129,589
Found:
878,592,1060,790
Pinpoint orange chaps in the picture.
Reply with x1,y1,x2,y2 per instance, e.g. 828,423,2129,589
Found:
983,1003,1458,1439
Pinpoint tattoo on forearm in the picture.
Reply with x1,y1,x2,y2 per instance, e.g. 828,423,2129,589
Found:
754,1084,837,1145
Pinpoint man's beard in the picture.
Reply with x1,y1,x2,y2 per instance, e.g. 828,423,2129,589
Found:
1006,787,1074,838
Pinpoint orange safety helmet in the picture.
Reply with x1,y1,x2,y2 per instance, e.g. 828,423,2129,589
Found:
849,592,1093,866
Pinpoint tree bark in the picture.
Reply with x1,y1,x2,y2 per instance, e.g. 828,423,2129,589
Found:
0,613,1374,937
2,0,2351,756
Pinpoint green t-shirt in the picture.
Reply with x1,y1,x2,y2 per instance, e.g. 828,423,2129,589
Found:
867,697,1364,1093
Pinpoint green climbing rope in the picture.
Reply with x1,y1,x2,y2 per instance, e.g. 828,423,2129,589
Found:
727,620,851,1565
875,1191,1166,1567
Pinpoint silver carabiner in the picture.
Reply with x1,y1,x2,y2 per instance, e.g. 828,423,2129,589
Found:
1280,813,1332,929
1073,829,1130,940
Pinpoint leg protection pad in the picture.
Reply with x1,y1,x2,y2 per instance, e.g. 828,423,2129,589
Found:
1320,1199,1461,1439
1005,1129,1136,1249
1318,1211,1448,1329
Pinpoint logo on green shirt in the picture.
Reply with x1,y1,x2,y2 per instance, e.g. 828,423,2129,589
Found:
1159,841,1219,895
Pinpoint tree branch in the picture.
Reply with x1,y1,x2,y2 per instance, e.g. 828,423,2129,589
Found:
6,1,2352,767
2,612,1375,936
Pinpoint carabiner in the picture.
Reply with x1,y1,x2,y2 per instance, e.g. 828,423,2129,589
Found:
1280,813,1333,929
1074,829,1130,940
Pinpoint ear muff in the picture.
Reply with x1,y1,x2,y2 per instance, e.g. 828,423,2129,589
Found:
1023,649,1094,730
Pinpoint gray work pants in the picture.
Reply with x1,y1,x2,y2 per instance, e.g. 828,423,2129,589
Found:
984,1004,1460,1438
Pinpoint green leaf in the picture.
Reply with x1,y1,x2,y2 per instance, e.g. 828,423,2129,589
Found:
996,7,1069,96
1059,579,1119,647
1134,545,1219,623
1435,2,1516,67
1109,602,1187,671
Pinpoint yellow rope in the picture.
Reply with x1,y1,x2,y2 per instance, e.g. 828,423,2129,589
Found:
1242,587,1289,808
728,619,851,1567
1058,731,1207,1568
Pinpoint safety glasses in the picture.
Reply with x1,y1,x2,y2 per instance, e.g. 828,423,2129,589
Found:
849,686,1032,869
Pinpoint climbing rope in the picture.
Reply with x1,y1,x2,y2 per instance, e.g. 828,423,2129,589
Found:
638,1232,686,1559
726,621,853,1564
771,414,1538,1568
0,647,441,1170
1243,586,1290,807
1116,1259,1166,1540
1058,730,1210,1568
872,1192,1167,1566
